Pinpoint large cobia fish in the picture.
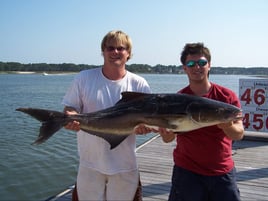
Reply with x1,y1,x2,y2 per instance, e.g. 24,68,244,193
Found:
16,92,242,149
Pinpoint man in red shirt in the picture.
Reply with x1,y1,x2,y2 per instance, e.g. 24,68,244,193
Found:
159,43,244,201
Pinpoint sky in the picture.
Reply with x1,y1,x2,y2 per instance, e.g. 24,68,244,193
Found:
1,0,268,67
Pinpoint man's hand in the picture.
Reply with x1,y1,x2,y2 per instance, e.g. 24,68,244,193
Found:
217,121,233,130
217,120,244,140
64,108,80,132
134,124,154,135
158,127,176,143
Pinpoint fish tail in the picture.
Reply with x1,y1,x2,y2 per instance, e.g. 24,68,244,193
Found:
16,108,67,145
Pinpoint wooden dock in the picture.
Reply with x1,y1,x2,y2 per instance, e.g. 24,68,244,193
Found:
137,132,268,201
49,131,268,201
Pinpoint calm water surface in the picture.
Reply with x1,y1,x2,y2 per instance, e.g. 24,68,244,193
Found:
0,73,251,200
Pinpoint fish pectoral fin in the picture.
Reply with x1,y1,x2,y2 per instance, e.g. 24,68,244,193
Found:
102,134,129,150
80,129,129,150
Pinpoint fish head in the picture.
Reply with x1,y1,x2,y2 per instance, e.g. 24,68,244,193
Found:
186,98,243,125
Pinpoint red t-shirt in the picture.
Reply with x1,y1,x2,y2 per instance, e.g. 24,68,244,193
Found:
173,82,241,176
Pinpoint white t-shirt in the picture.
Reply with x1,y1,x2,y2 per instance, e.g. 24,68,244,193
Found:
62,67,151,174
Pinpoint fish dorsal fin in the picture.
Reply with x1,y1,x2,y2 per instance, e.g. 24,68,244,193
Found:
116,92,149,104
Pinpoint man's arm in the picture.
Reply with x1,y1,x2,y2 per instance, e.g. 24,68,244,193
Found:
217,120,244,140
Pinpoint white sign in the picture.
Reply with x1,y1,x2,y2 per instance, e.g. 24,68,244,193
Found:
239,79,268,132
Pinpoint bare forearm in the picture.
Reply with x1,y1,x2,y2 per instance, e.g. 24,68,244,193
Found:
218,120,244,140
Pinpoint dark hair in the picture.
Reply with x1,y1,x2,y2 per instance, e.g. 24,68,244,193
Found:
180,43,211,65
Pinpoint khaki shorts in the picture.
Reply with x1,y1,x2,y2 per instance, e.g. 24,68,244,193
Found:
76,166,141,201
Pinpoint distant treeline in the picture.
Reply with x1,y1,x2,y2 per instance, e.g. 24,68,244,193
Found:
1,61,268,75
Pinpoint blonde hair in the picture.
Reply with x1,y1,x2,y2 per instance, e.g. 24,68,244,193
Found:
101,30,133,60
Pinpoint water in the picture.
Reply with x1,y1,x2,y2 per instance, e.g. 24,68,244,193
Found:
0,73,252,200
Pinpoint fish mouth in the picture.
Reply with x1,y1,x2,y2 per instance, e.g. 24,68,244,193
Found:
233,112,243,121
222,109,243,122
234,116,243,121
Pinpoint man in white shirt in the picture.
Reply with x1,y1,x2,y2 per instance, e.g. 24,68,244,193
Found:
62,30,151,201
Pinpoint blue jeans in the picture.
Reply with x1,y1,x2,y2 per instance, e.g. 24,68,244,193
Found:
168,165,241,201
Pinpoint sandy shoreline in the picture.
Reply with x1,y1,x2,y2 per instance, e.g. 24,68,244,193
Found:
0,71,77,75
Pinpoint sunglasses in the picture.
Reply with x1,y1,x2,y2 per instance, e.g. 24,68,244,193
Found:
106,46,126,52
185,59,208,68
